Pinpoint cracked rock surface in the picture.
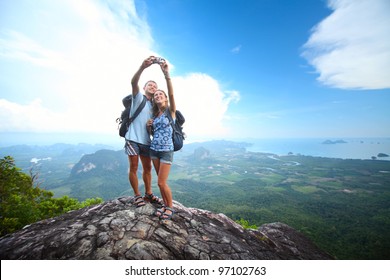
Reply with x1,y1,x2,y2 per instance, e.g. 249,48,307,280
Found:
0,198,333,260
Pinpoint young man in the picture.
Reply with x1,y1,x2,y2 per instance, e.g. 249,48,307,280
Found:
125,56,162,207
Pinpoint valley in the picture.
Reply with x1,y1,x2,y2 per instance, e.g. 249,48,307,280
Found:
1,140,390,259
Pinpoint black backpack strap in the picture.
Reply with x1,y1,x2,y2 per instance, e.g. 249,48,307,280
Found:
164,108,174,127
128,95,147,124
164,109,182,134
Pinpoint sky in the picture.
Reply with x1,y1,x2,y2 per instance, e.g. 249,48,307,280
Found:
0,0,389,147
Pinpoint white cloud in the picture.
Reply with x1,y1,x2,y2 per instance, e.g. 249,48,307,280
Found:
0,30,70,70
301,0,390,90
0,98,67,132
230,45,242,54
0,0,239,141
172,73,240,139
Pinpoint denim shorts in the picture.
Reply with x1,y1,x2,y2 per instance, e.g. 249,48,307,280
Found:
124,140,151,157
150,149,174,165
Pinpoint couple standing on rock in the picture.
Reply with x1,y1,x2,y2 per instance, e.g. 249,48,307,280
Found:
124,56,176,220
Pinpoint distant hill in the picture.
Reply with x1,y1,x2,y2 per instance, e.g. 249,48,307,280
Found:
0,143,116,197
70,149,126,177
0,142,113,158
58,140,254,200
377,153,389,158
322,139,347,144
66,149,130,200
0,142,114,172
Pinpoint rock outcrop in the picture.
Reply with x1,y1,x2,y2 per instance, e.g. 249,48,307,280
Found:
0,198,333,260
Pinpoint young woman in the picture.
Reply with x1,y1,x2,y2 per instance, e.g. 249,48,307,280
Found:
147,61,176,220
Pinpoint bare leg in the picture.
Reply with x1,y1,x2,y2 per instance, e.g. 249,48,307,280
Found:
155,161,173,208
128,155,140,196
140,155,152,195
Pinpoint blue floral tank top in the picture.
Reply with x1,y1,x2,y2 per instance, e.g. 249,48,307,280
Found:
150,113,174,151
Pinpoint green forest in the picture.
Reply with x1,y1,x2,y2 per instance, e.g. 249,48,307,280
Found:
170,151,390,260
0,156,102,236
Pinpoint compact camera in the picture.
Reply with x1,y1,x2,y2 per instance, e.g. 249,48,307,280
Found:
152,57,165,64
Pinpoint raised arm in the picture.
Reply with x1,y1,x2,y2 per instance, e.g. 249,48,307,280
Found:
131,56,154,96
160,62,176,119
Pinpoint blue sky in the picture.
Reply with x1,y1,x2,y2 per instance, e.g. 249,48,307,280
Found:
1,0,389,146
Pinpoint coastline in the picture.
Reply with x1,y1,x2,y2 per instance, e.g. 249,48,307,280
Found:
245,137,390,161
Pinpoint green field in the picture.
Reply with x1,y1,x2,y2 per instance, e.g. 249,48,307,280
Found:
170,151,390,260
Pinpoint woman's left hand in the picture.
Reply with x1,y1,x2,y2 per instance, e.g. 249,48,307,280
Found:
160,61,170,77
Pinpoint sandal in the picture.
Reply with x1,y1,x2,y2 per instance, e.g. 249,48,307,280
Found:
134,195,146,208
154,205,166,217
160,207,175,220
144,193,163,205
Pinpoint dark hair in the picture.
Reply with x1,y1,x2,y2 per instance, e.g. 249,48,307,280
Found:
152,90,168,117
144,80,157,88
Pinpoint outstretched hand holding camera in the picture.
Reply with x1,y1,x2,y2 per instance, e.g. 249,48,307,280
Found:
152,56,166,65
159,60,170,79
144,56,165,67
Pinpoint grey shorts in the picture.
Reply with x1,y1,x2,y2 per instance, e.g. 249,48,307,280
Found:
124,140,151,157
150,149,174,165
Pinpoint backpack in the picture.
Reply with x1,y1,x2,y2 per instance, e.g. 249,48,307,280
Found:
116,94,147,138
164,109,185,151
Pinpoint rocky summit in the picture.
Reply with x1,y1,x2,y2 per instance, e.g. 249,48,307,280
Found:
0,198,333,260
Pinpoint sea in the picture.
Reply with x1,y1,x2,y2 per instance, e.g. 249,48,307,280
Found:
244,138,390,161
1,132,389,161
